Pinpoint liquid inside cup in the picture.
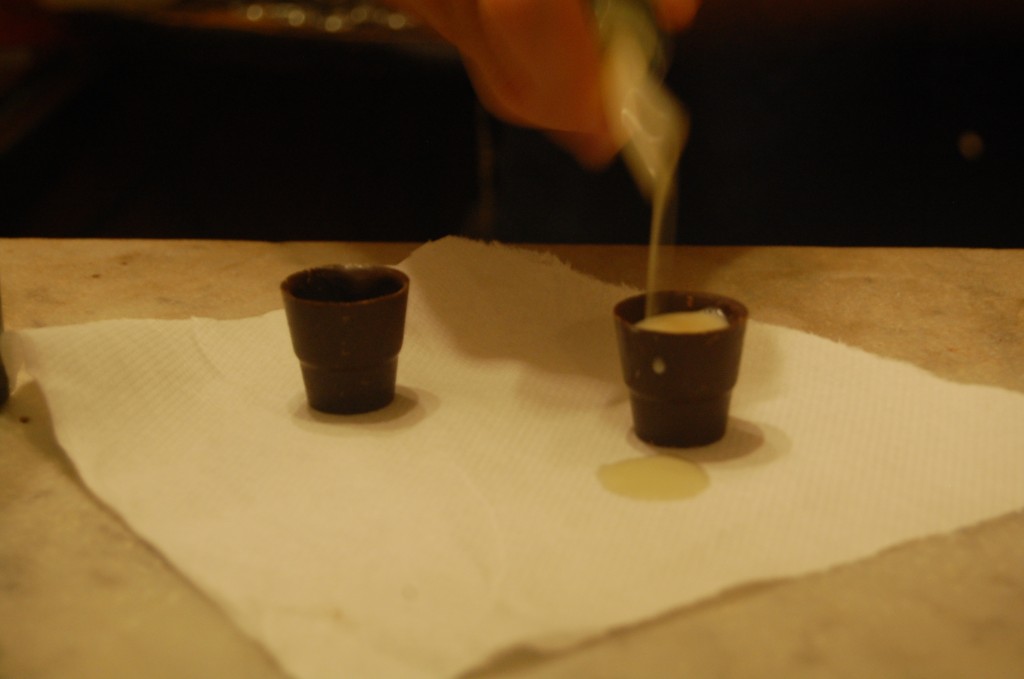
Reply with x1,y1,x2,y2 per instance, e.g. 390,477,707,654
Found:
634,308,729,334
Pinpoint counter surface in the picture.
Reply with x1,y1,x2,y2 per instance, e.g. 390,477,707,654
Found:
1,239,1022,678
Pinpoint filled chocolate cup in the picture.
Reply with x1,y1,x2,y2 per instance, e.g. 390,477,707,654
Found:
614,291,748,447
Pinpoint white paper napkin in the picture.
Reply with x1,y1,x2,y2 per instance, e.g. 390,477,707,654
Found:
7,237,1024,678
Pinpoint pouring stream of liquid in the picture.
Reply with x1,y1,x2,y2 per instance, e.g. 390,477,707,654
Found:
646,172,679,317
597,0,689,317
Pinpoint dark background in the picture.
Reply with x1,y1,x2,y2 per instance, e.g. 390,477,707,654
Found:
1,1,1022,246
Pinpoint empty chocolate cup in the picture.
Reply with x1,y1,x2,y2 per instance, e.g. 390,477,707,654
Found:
614,291,747,447
282,265,409,414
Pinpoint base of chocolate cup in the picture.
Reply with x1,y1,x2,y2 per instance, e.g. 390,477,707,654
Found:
629,391,731,447
300,359,398,414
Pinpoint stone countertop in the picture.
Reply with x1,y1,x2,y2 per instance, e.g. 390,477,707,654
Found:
1,238,1022,678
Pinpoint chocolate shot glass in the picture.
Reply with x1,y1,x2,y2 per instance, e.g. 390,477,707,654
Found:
282,265,409,414
614,291,747,447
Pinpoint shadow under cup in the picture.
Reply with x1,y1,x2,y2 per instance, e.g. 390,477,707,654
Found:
614,291,748,447
282,265,409,415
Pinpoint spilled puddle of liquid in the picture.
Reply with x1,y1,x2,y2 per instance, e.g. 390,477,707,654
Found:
598,455,708,501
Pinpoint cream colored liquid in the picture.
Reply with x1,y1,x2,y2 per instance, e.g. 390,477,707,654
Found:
638,78,685,317
596,14,700,502
644,177,674,317
635,309,729,334
643,101,690,318
596,12,688,319
598,455,708,501
638,93,687,319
